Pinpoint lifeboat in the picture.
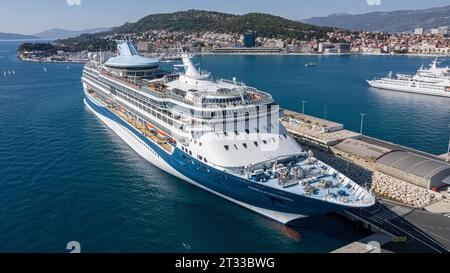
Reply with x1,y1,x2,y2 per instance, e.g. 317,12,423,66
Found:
145,122,155,130
145,121,177,145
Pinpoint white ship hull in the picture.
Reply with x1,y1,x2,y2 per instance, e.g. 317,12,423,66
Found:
83,94,305,224
367,79,450,98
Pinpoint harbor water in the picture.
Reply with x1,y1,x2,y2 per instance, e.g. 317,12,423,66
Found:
0,41,448,252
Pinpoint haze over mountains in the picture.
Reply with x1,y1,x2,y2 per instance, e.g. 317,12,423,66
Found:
33,27,110,40
302,5,450,33
0,32,37,40
0,27,110,41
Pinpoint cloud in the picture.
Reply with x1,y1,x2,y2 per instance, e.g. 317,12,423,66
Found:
366,0,382,5
66,0,81,6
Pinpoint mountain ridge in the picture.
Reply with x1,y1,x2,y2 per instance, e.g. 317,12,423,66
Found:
106,10,336,39
0,32,38,40
33,27,110,40
302,5,450,33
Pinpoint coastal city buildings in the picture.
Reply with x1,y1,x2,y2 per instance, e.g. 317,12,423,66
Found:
90,28,450,56
18,24,450,63
243,31,256,48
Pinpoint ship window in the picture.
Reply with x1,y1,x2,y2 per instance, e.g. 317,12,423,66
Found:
224,132,228,136
198,155,203,161
224,145,230,151
263,140,267,145
245,129,250,134
204,158,208,163
189,150,192,156
243,143,247,149
254,141,258,147
284,134,288,139
234,144,238,150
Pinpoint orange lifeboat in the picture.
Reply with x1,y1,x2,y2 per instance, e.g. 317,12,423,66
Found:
145,122,155,130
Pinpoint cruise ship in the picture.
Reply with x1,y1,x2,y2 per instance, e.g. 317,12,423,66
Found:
367,58,450,98
82,41,375,224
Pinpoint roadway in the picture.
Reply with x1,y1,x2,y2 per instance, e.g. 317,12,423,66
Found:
348,199,450,253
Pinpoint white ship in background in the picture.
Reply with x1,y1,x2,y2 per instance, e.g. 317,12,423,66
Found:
367,58,450,98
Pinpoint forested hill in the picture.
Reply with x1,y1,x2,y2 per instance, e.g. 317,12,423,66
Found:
108,10,336,40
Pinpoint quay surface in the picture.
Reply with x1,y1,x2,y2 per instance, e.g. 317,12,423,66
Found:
331,232,392,253
281,109,450,253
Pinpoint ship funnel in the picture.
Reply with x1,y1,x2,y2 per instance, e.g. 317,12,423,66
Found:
115,40,139,57
177,43,209,80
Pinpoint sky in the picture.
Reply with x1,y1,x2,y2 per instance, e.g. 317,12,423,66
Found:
1,0,450,34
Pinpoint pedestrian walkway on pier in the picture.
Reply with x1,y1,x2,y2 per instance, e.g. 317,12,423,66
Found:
332,232,392,253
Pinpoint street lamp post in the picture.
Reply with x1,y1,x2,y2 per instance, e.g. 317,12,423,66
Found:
446,124,450,163
446,139,450,163
360,113,366,135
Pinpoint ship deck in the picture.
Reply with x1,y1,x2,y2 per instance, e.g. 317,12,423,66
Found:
109,104,174,153
242,157,373,207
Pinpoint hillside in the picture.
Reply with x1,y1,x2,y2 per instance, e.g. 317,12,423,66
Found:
108,10,335,39
0,32,37,40
302,5,450,33
110,10,234,34
34,27,110,40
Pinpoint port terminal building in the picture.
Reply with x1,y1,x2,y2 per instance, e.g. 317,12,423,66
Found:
282,110,450,191
376,151,450,190
333,138,450,190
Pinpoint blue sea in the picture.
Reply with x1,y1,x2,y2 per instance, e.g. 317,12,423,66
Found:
0,41,448,253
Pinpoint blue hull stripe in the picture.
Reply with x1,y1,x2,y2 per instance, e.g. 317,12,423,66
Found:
84,92,347,217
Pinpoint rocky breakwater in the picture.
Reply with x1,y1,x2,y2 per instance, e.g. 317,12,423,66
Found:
371,172,441,207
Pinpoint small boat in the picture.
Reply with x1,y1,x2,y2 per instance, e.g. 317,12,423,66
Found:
3,71,6,77
67,65,70,70
12,69,15,75
43,67,47,73
305,62,317,67
7,70,11,75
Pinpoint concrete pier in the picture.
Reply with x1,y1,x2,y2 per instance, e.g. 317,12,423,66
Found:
282,109,450,253
332,232,392,253
281,109,449,208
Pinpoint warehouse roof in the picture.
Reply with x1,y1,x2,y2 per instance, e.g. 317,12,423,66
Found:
376,151,450,180
334,138,392,161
